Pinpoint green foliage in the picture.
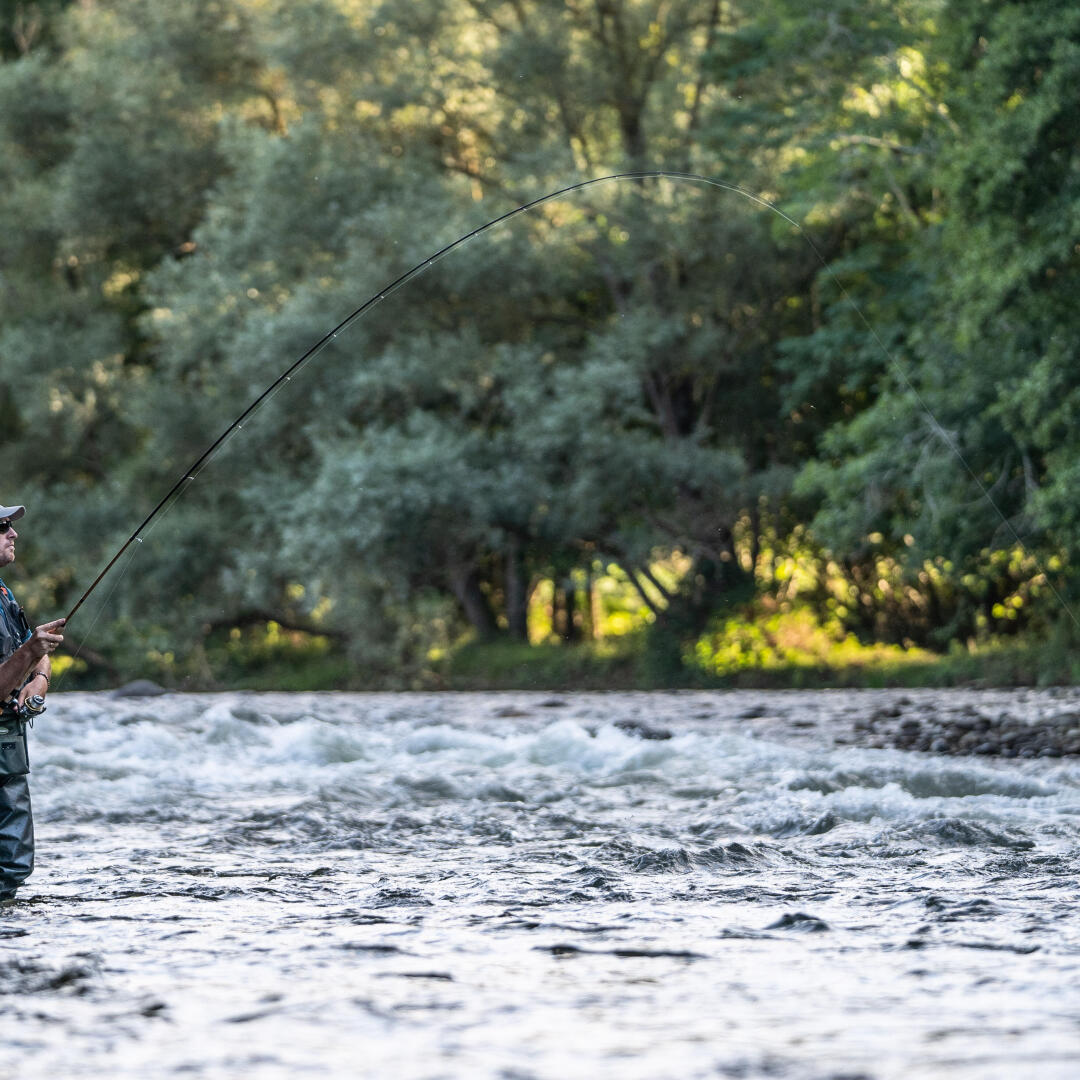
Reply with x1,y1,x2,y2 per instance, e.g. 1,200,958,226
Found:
692,607,937,682
2,0,1079,688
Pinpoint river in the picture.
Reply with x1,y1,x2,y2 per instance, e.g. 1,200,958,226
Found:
3,689,1078,1079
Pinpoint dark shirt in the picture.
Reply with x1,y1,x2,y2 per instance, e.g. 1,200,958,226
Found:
0,580,31,664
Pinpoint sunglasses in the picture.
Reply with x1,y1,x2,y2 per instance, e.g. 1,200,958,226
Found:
0,521,13,534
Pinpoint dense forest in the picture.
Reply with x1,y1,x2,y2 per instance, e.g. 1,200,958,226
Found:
1,0,1078,688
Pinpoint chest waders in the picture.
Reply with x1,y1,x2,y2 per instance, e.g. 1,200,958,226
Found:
0,580,37,900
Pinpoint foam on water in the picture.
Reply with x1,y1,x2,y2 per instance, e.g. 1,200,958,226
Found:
4,689,1080,1079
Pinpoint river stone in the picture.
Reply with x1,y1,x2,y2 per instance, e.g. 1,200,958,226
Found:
112,680,169,698
614,718,673,741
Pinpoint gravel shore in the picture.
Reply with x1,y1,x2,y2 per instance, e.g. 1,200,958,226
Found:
724,687,1080,758
841,692,1080,757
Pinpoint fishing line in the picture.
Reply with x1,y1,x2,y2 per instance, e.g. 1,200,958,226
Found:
57,436,244,684
63,171,768,624
59,169,1078,636
59,537,143,681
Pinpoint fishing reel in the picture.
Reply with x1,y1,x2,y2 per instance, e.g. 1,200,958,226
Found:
0,693,45,722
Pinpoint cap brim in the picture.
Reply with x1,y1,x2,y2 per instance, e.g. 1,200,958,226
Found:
0,505,25,521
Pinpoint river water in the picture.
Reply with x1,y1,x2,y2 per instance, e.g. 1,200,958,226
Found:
3,689,1079,1079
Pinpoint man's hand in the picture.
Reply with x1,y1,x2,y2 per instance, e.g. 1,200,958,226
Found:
17,676,47,710
25,618,65,661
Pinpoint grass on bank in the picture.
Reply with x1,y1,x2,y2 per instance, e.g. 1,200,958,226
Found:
444,607,1080,691
57,601,1080,693
443,636,643,691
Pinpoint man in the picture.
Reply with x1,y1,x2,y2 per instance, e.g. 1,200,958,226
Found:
0,502,65,903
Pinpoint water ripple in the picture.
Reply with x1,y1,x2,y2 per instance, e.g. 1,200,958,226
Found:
5,689,1079,1079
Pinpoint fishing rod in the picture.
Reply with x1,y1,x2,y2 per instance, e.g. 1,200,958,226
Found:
63,168,1072,633
63,170,791,625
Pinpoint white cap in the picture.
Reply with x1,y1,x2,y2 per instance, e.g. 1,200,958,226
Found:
0,505,26,521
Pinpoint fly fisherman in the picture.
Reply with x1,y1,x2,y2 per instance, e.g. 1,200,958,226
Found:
0,503,65,903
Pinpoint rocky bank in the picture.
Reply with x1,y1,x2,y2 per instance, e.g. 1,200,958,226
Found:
845,695,1080,757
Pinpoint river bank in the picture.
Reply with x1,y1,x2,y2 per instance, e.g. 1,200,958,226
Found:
722,686,1080,758
62,614,1080,697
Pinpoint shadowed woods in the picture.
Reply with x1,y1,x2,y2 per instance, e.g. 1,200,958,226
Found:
2,0,1079,689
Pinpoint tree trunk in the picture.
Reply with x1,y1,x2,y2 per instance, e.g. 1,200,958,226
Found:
549,583,563,642
449,566,500,639
749,504,762,582
505,537,529,642
584,566,597,640
560,580,581,643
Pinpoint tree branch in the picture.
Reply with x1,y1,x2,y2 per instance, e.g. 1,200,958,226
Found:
204,609,348,644
832,133,921,155
636,562,674,604
626,567,666,618
683,0,722,169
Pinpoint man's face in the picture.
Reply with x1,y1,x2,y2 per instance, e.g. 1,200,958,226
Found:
0,520,17,568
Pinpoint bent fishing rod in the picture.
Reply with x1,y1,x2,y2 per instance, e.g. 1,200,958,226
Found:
63,170,789,626
63,168,1064,633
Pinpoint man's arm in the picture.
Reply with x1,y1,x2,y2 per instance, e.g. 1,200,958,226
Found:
0,619,65,702
17,653,52,708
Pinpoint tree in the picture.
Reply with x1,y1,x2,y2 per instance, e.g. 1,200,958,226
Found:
786,0,1080,641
